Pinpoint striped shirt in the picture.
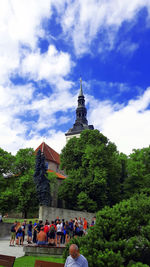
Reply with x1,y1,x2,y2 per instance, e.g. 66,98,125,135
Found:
65,254,88,267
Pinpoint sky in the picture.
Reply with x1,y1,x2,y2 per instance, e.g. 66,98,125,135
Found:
1,0,150,156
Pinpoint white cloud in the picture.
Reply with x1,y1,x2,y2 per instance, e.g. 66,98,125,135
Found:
0,0,150,157
0,0,75,154
89,87,150,155
0,0,54,83
0,80,77,154
28,90,77,132
21,45,73,85
56,0,150,56
117,40,139,56
0,82,35,153
21,130,66,154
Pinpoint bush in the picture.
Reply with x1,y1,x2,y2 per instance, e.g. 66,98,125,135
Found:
64,193,150,266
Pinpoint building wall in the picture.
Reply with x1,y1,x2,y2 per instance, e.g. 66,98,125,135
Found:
66,133,81,142
51,179,64,208
39,206,95,224
48,161,58,172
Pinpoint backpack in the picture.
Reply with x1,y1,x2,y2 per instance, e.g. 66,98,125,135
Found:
50,225,55,234
11,225,16,232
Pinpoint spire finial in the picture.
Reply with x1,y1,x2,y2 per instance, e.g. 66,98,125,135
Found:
79,77,83,96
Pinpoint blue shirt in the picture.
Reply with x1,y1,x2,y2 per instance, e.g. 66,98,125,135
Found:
65,254,88,267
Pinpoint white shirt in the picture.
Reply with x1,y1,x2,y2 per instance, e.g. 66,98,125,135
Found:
56,223,62,232
65,254,88,267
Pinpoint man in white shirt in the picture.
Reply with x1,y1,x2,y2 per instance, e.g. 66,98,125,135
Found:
65,244,88,267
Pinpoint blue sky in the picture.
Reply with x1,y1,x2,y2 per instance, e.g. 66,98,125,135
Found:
1,0,150,155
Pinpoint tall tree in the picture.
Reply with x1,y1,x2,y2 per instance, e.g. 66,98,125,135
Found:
59,129,121,212
14,148,38,218
0,147,38,217
34,149,51,206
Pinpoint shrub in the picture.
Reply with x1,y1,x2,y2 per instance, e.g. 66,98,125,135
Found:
64,193,150,266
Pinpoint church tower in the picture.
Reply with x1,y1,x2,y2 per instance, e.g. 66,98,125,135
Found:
65,79,94,142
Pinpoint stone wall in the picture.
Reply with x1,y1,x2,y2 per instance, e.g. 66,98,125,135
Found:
39,206,95,223
0,223,11,238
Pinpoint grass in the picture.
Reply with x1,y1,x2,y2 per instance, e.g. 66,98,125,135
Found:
2,218,38,223
14,256,65,267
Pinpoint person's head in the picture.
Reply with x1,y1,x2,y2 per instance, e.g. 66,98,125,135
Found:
69,244,80,259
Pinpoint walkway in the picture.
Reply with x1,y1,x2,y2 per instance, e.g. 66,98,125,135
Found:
0,236,25,258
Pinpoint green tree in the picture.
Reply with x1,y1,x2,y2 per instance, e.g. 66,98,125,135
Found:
0,148,14,175
0,148,15,193
0,148,15,215
14,148,38,218
59,130,121,211
64,193,150,267
119,153,128,198
34,149,51,206
124,147,150,198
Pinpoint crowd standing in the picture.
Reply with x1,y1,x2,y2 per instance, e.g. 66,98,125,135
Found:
9,216,96,247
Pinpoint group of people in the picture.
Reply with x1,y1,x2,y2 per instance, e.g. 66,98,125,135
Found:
10,216,96,247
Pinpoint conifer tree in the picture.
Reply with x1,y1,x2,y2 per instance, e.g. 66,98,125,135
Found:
34,149,51,206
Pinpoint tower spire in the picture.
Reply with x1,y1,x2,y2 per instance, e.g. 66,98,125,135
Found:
79,77,83,96
65,79,94,141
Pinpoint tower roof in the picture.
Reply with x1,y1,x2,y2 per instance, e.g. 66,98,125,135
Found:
65,79,94,136
35,142,60,165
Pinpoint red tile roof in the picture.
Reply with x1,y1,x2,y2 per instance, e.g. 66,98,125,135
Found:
48,170,66,179
35,142,60,165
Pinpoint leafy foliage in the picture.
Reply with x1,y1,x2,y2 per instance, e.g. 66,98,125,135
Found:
0,147,38,217
0,148,14,175
64,193,150,266
59,130,121,211
13,148,38,218
124,147,150,198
